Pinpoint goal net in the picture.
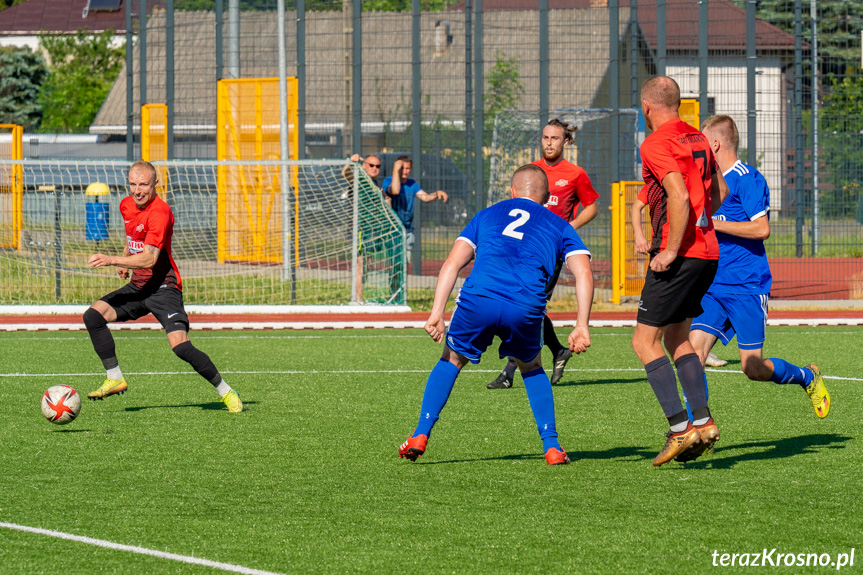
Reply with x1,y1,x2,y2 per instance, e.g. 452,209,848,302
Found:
0,159,405,307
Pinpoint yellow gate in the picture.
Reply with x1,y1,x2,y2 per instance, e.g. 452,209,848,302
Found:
216,78,299,264
611,181,649,305
0,124,23,249
141,104,168,197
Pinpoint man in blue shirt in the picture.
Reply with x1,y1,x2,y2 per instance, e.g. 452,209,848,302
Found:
689,115,830,424
397,164,594,465
382,155,449,264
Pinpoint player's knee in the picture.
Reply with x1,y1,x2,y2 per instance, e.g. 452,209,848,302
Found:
83,307,108,330
172,340,197,362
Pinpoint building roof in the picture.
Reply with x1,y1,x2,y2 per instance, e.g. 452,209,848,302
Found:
91,7,643,135
0,0,164,36
448,0,796,51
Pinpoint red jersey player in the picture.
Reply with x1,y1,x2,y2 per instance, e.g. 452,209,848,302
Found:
487,118,599,390
83,160,242,413
630,76,728,466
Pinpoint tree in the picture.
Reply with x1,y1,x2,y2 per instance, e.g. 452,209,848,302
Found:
0,46,48,130
0,0,25,10
484,50,524,133
818,76,863,219
38,30,125,133
735,1,863,76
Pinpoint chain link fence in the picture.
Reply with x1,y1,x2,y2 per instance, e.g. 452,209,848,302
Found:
5,0,863,300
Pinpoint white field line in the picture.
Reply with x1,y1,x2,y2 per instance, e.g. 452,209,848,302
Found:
1,329,861,341
2,318,863,332
1,367,861,382
0,325,863,341
0,522,285,575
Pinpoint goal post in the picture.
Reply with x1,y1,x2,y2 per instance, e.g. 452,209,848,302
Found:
0,124,23,249
0,159,406,306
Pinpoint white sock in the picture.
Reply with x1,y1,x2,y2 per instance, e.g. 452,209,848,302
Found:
216,380,231,398
693,416,710,426
670,421,689,433
107,366,123,380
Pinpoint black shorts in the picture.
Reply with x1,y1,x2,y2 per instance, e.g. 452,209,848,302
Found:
100,283,190,334
637,256,718,327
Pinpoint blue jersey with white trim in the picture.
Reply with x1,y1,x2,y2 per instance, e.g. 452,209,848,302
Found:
457,197,590,314
711,160,772,294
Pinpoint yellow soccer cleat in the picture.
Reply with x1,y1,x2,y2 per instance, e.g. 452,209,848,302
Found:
804,365,830,418
221,389,243,413
87,377,128,400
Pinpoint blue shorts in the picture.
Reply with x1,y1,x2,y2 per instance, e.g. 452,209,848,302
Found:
691,292,768,350
446,293,544,365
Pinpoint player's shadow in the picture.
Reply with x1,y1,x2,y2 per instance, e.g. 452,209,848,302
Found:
125,401,256,412
422,445,654,465
51,429,90,433
554,376,645,387
423,452,544,464
677,433,851,470
572,445,656,462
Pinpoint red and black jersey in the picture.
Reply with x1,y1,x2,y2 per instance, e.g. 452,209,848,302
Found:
639,119,719,260
532,158,599,223
120,195,182,291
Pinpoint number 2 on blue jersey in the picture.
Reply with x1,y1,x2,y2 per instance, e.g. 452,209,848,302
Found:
502,209,530,240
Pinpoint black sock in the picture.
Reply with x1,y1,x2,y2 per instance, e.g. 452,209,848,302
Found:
543,316,563,355
667,409,690,431
645,356,683,417
675,353,708,413
83,307,118,369
172,341,221,385
502,359,517,379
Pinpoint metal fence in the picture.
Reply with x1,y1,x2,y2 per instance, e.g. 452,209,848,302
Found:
9,0,863,300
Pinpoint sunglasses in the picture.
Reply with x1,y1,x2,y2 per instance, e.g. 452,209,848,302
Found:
365,163,381,168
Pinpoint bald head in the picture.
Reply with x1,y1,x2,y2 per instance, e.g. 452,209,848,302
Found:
641,75,681,111
511,164,549,204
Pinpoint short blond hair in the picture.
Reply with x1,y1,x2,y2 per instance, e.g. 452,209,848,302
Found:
129,160,157,182
702,115,740,153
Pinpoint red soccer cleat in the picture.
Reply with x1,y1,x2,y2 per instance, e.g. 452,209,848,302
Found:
544,446,571,465
398,434,428,461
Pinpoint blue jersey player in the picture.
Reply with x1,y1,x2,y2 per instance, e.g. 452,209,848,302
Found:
398,164,594,465
689,115,830,418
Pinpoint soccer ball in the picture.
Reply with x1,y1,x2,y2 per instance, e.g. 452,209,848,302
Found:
41,385,81,425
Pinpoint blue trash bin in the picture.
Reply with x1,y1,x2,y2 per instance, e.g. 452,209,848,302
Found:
85,202,110,241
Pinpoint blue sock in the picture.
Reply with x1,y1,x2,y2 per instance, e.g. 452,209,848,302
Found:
768,358,813,387
414,359,461,437
522,368,560,452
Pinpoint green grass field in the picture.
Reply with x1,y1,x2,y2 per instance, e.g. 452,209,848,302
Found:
1,326,861,574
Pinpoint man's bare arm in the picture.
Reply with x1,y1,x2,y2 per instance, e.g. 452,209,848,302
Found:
570,202,598,231
650,172,689,272
416,189,448,203
713,215,770,240
425,240,474,343
89,245,160,271
564,253,593,354
630,199,650,254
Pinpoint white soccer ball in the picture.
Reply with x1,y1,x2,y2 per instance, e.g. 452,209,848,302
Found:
41,385,81,425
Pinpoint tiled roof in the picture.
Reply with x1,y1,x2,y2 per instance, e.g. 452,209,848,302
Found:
0,0,165,35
